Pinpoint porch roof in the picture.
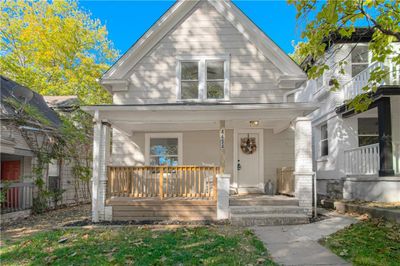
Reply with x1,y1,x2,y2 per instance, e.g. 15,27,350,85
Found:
82,102,317,133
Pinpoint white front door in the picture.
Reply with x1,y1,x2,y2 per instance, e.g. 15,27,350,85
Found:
237,132,261,190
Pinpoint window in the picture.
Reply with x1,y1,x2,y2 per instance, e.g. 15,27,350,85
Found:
320,123,328,157
351,45,369,77
180,62,199,99
48,160,61,192
145,133,182,166
178,56,229,101
358,118,379,147
206,61,225,99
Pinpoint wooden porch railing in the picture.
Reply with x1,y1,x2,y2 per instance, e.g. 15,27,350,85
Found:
344,143,380,176
107,166,219,200
0,182,34,214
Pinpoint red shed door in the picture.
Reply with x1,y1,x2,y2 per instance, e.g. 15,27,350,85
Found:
1,160,21,208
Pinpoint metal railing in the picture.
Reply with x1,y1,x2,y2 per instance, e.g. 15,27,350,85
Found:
0,182,34,213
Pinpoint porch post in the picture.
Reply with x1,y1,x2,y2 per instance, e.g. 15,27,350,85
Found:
92,111,111,222
219,120,226,173
294,117,313,215
377,97,394,176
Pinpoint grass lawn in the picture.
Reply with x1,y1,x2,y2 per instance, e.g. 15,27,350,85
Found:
0,225,276,265
322,219,400,266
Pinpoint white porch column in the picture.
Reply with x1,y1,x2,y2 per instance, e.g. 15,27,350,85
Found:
92,111,111,222
294,117,314,215
217,174,230,220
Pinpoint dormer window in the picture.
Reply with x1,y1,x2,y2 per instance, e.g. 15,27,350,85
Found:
177,56,230,101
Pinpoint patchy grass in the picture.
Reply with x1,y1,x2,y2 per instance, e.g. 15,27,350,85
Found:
0,226,276,265
322,219,400,266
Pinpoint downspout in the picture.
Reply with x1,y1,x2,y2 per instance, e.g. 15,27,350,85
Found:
313,172,317,218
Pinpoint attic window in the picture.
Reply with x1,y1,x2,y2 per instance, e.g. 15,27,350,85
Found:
177,56,230,101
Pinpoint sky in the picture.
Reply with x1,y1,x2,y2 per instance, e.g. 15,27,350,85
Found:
79,0,303,56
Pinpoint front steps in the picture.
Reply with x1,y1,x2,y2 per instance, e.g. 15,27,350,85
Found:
230,195,310,226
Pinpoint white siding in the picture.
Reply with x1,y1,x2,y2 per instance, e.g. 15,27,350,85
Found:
113,1,284,104
110,127,295,191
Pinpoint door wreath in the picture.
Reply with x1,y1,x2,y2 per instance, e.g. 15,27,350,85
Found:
240,134,257,154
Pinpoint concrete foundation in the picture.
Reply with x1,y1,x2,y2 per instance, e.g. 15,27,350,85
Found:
343,176,400,202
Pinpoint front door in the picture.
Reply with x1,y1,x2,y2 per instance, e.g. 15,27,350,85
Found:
237,132,261,190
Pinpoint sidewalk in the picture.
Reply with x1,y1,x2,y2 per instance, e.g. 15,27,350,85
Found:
253,212,357,266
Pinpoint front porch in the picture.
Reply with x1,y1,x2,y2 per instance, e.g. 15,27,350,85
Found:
83,103,317,223
337,88,400,202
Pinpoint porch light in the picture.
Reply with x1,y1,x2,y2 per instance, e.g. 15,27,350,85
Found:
249,120,259,127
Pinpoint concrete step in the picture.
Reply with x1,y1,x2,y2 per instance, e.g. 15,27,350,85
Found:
229,198,299,206
231,213,309,226
230,206,306,215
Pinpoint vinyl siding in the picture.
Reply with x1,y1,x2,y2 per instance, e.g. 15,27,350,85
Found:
113,1,284,104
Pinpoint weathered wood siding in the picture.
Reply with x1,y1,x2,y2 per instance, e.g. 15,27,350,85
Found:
113,1,284,104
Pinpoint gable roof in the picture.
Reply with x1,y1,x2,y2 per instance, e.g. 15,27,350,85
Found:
0,76,62,128
101,0,306,84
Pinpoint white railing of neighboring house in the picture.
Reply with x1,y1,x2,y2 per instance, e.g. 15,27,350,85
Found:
394,141,400,175
344,143,380,176
343,60,400,101
0,182,34,214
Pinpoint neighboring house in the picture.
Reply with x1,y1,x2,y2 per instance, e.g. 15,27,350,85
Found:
0,76,88,220
83,0,318,224
296,28,400,202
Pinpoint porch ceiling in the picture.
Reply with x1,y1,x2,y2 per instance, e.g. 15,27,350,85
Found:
82,103,317,133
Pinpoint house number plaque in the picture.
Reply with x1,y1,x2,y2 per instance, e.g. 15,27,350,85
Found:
219,128,225,149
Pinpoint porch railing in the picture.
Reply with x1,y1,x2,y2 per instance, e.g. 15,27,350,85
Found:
343,61,399,101
107,166,219,200
0,182,34,214
344,143,380,176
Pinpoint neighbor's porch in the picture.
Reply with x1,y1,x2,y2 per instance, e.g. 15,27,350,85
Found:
339,94,400,177
83,103,317,222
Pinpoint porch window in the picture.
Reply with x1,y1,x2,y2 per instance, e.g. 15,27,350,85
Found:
177,56,229,101
351,45,369,77
320,123,328,157
145,133,183,166
358,118,379,147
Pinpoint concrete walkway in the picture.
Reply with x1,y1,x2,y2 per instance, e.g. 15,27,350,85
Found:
252,213,357,266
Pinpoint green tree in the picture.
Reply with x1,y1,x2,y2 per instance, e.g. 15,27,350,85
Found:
0,0,118,104
289,0,400,111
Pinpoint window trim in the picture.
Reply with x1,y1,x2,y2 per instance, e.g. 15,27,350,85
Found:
319,123,329,158
176,55,230,102
144,133,183,165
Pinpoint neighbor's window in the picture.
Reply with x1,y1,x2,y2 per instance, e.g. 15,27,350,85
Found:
146,134,182,166
358,118,379,147
178,56,229,101
48,160,61,192
320,123,328,157
351,45,369,77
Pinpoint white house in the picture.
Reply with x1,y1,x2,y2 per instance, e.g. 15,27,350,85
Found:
296,28,400,202
83,0,318,224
